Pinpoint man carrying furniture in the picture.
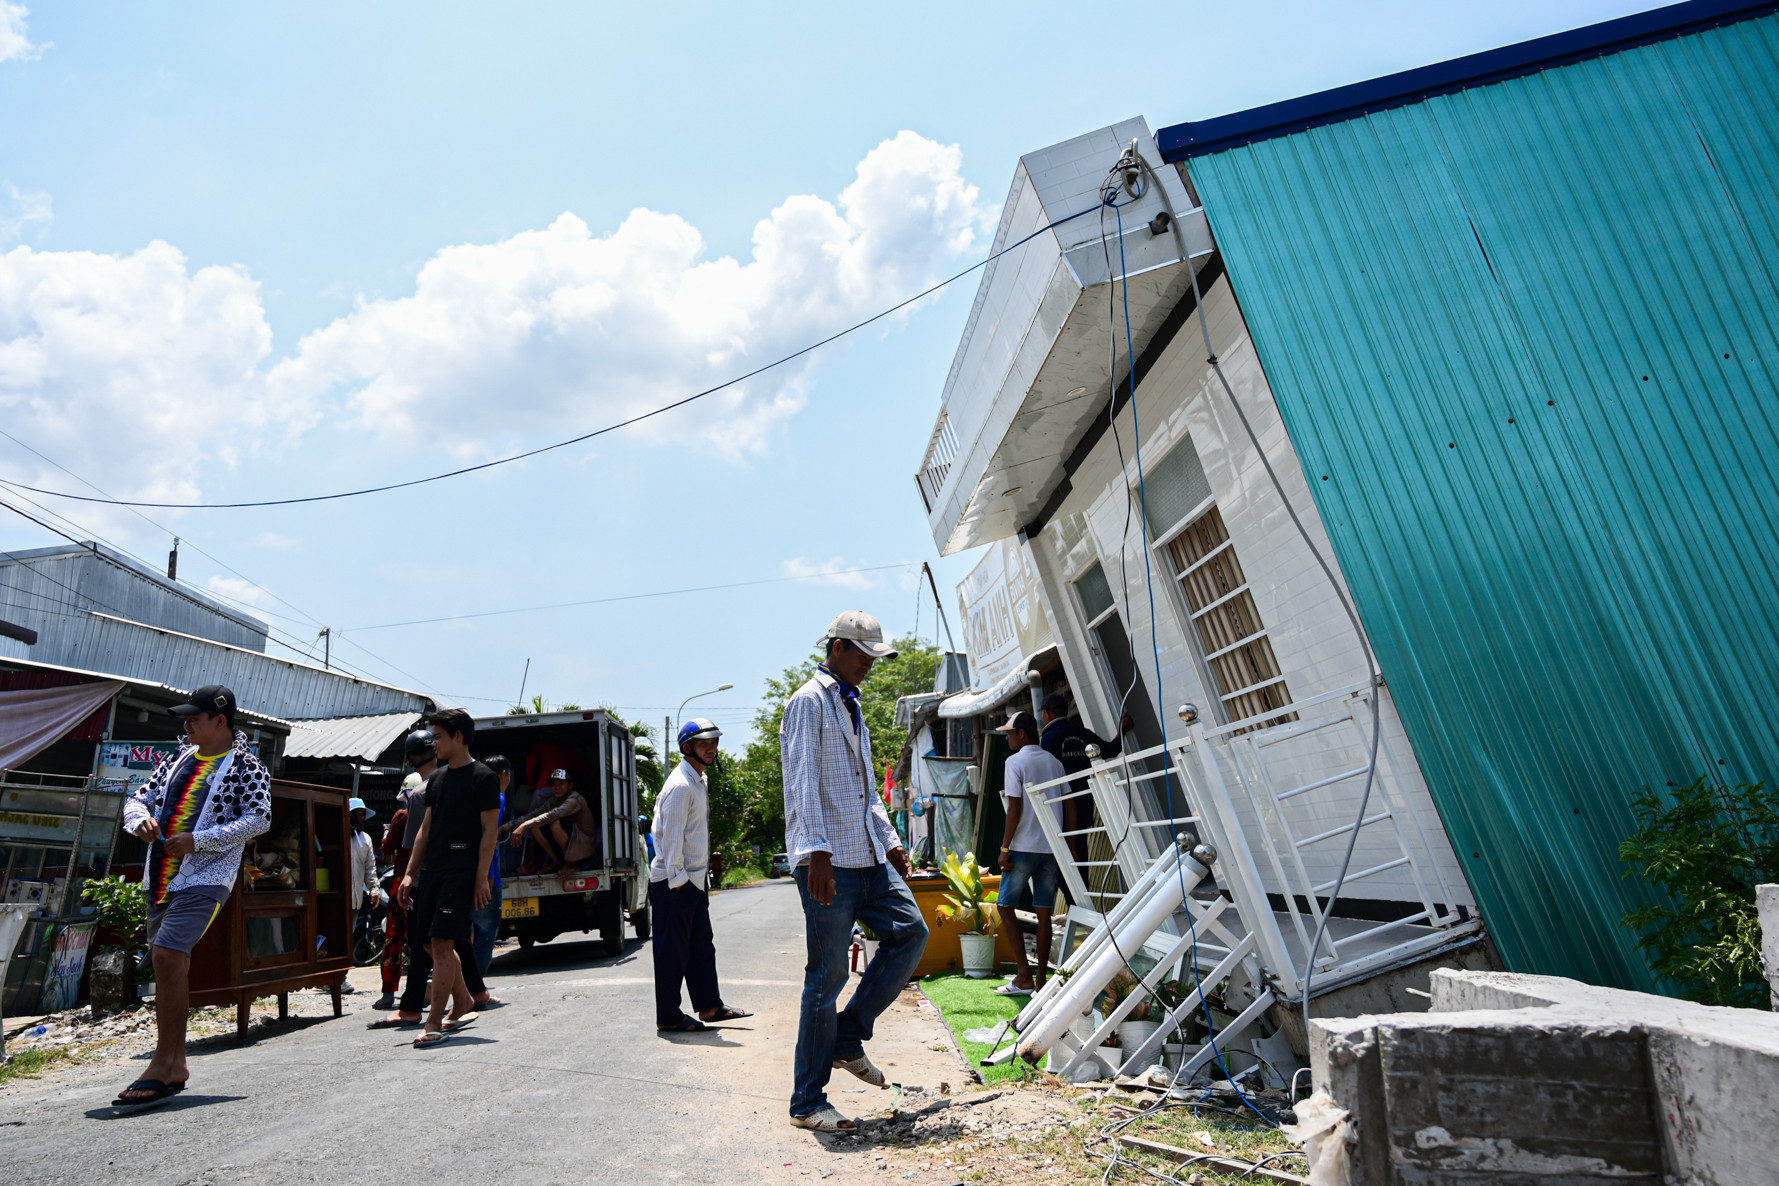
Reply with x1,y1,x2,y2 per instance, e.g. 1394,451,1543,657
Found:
116,684,271,1110
649,718,750,1032
994,711,1068,996
782,611,929,1133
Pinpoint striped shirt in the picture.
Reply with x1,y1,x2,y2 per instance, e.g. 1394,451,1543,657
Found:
780,669,903,869
148,752,225,905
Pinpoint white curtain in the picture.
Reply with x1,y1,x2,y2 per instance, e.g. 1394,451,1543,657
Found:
0,682,124,771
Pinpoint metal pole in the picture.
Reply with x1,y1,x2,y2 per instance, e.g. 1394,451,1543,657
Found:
674,684,733,753
516,659,531,712
922,562,956,652
54,778,92,919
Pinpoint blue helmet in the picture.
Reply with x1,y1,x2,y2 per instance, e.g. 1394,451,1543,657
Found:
677,718,721,752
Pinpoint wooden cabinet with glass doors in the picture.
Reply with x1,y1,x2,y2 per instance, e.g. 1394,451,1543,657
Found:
186,779,354,1039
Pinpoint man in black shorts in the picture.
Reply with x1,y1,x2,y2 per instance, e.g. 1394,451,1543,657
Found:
397,708,500,1047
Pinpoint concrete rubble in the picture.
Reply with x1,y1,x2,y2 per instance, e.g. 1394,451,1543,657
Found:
1302,969,1779,1185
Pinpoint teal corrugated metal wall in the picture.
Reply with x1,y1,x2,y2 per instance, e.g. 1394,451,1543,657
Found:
1187,16,1779,991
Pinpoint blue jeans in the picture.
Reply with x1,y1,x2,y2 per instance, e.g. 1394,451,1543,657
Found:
470,881,502,978
791,863,928,1118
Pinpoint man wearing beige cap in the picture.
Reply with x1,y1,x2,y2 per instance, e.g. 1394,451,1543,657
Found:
781,610,928,1132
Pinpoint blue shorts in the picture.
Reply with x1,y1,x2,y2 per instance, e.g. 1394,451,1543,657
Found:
997,850,1061,913
147,890,225,954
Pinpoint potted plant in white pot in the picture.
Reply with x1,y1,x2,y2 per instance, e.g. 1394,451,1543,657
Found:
935,849,999,978
1102,972,1162,1066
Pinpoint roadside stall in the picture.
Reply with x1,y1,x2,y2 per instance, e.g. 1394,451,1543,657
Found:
183,779,355,1040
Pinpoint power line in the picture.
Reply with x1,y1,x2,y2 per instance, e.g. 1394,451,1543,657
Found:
348,563,914,631
0,205,1098,511
0,431,458,699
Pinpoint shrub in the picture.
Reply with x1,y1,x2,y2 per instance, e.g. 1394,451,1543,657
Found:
81,875,146,954
1619,776,1779,1008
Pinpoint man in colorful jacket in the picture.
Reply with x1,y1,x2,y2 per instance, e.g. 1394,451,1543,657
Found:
116,684,271,1110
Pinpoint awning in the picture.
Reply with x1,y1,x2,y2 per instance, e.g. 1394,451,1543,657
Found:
936,647,1057,719
283,711,423,761
894,691,948,728
0,680,124,770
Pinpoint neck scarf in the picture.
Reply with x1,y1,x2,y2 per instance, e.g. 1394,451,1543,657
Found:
819,664,862,734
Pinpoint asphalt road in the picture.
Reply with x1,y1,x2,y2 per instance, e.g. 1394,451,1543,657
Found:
0,878,962,1186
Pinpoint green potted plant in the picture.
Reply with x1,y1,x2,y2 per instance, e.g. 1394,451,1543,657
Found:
934,849,999,978
82,876,146,1018
1100,972,1163,1062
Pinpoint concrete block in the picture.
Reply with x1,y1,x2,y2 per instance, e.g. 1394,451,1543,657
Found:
1317,970,1779,1185
1759,883,1779,1011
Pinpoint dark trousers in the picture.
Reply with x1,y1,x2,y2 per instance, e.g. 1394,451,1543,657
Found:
397,904,487,1013
650,878,722,1026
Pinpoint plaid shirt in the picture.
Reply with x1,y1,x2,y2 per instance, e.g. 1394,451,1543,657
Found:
781,668,903,869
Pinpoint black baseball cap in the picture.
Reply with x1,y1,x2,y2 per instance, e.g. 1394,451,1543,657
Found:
997,710,1040,736
170,684,237,719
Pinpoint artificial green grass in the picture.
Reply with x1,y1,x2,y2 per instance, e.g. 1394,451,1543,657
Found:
919,970,1042,1087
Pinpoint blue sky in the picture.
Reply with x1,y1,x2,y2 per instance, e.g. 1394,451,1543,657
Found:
0,0,1663,743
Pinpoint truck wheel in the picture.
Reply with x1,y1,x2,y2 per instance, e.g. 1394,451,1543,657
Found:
631,905,651,942
598,890,624,957
518,935,535,951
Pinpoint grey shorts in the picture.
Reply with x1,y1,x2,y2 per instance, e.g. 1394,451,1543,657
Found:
147,891,225,954
997,850,1062,913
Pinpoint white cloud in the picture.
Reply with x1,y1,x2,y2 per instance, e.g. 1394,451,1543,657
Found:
267,130,987,456
253,531,303,550
205,574,276,609
0,240,276,527
0,184,50,242
0,3,45,64
0,131,985,524
783,556,881,591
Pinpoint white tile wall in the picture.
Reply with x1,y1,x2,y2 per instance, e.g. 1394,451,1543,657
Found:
1024,273,1473,908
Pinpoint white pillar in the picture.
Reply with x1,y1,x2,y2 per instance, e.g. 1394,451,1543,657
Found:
1758,884,1779,1012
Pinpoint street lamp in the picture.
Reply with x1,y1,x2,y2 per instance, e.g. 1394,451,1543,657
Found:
674,683,734,750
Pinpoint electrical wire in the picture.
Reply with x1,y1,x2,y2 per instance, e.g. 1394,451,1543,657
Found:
346,563,913,631
1135,150,1383,1057
1091,152,1266,1124
0,206,1102,512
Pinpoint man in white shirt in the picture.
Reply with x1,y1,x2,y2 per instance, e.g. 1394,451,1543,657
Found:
346,796,380,996
781,611,927,1133
995,711,1068,994
650,718,749,1032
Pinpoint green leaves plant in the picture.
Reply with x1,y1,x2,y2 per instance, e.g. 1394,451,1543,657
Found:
1619,776,1778,1009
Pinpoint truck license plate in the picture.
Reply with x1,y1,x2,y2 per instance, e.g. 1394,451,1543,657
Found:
502,896,539,919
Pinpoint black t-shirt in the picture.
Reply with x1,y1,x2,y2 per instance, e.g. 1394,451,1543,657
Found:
419,761,501,874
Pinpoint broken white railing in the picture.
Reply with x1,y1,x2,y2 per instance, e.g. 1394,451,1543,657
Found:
995,680,1480,1080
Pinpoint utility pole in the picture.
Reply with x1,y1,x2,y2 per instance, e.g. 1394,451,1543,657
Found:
318,627,331,669
922,562,956,651
516,658,531,712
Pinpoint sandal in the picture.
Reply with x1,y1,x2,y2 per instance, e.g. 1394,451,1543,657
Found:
412,1030,452,1048
700,1006,752,1022
111,1079,186,1111
443,1012,479,1032
994,983,1033,997
790,1106,856,1132
832,1052,887,1087
657,1016,712,1033
367,1014,423,1030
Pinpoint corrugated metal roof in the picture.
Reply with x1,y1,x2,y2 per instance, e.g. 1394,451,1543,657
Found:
0,655,295,728
1158,0,1779,159
1184,12,1779,991
0,543,270,651
4,610,431,722
283,711,423,760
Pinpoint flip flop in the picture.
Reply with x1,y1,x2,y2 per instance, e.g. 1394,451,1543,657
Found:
473,997,506,1010
412,1030,452,1048
110,1079,186,1111
367,1015,423,1029
789,1106,856,1132
443,1012,479,1032
657,1016,712,1033
700,1007,752,1022
994,983,1033,996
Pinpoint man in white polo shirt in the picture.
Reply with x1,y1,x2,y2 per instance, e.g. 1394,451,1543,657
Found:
995,711,1068,994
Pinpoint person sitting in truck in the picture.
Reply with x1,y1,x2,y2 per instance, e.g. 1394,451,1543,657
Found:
505,769,596,872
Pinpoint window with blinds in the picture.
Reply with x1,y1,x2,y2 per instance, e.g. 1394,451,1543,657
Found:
1148,439,1296,730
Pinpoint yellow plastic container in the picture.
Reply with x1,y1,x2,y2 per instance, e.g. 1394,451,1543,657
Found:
907,873,1021,980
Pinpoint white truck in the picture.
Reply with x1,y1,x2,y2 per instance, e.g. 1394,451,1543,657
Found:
472,708,649,957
